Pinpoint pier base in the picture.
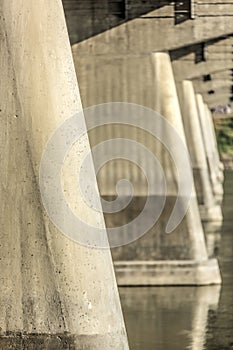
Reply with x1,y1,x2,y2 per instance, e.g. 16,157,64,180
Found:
115,259,221,286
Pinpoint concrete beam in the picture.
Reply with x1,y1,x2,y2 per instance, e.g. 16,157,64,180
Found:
193,70,232,82
204,95,231,107
172,37,233,81
173,59,233,81
208,99,232,108
191,70,233,96
72,8,233,54
203,91,231,104
202,86,231,97
193,80,232,93
73,43,233,110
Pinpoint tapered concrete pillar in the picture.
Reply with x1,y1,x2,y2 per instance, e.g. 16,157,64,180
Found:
196,94,224,204
179,81,222,226
204,104,224,184
0,1,129,349
112,53,221,286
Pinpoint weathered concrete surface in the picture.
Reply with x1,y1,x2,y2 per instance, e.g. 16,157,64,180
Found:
115,260,222,286
196,94,224,204
70,2,233,53
72,36,233,113
194,70,233,83
178,81,222,225
72,50,156,109
173,59,233,81
205,104,224,181
69,2,233,108
100,53,221,285
0,1,129,349
63,0,233,47
202,88,232,106
193,79,232,94
172,36,233,82
202,86,231,98
207,98,232,109
74,51,222,285
204,102,225,186
0,334,76,350
67,1,226,285
70,11,233,109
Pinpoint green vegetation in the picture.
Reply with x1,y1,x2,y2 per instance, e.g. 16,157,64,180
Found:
215,116,233,156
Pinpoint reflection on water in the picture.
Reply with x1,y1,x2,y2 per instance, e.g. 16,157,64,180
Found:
119,170,233,350
120,286,220,350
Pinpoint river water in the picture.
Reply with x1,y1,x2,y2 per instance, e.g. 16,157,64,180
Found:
119,170,233,350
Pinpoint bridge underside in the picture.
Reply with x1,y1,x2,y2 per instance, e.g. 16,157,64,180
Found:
63,0,233,108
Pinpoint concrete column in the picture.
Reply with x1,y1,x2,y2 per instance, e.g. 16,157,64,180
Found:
112,53,221,286
179,81,222,226
204,104,224,184
196,94,224,204
0,1,129,349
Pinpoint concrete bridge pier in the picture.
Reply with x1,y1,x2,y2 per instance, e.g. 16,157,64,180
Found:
0,1,129,349
179,81,222,227
112,53,221,286
196,94,224,204
204,104,224,185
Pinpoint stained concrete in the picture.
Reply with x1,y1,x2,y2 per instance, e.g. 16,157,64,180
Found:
0,0,129,348
173,58,233,82
91,53,222,285
191,69,232,93
205,104,224,183
72,34,233,114
178,80,222,225
172,37,233,85
196,94,224,204
69,1,233,53
70,13,224,284
194,80,232,94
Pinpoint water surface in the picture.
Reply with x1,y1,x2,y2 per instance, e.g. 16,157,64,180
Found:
120,170,233,350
